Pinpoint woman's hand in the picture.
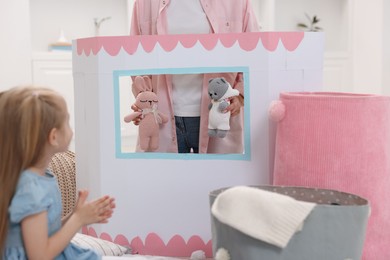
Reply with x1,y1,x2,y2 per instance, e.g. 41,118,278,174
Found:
131,104,143,125
226,95,244,117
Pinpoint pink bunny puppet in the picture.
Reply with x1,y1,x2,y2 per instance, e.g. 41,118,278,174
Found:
124,76,168,151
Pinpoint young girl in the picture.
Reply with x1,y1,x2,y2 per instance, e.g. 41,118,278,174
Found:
0,86,115,259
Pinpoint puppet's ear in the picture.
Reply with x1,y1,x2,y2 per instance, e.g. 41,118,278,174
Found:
134,76,154,93
142,76,153,92
133,76,147,93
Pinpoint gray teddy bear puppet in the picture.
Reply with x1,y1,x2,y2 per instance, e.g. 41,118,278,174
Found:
208,77,240,138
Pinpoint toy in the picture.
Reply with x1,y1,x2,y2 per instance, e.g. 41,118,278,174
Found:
124,76,168,151
208,77,239,138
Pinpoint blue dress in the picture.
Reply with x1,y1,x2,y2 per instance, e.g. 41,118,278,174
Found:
4,170,100,260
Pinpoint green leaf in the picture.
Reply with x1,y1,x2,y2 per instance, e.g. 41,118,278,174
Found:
297,23,308,28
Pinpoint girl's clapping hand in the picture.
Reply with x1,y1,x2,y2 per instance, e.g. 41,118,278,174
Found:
74,190,116,225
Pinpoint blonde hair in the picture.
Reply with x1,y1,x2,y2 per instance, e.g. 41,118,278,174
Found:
0,86,66,255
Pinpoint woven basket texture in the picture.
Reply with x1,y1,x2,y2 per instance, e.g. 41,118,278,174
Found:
48,151,76,217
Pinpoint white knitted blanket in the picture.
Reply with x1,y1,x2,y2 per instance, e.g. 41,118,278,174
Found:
211,186,316,248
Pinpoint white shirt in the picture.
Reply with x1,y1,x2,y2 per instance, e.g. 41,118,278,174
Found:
167,0,211,116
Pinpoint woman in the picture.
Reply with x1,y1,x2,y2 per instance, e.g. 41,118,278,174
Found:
130,0,260,153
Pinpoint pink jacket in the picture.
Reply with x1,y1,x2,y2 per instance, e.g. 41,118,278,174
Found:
130,0,260,153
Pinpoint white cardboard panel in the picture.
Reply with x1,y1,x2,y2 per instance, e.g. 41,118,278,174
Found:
72,32,324,256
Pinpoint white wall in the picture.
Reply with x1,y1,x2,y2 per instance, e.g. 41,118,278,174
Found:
0,1,32,91
351,0,384,94
274,0,349,53
30,0,128,52
383,1,390,96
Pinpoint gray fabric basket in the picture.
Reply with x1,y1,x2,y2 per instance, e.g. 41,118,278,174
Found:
209,186,370,260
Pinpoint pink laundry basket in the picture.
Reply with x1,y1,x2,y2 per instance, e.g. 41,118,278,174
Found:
270,92,390,260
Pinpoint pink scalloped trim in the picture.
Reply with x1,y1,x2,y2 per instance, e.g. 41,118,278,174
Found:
82,227,212,257
76,32,304,56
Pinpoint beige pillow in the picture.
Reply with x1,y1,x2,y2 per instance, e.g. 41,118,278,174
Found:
71,233,131,256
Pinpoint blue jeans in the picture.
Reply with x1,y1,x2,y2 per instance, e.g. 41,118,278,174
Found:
175,116,200,153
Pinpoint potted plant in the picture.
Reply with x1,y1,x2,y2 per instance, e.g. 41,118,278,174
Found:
297,13,323,32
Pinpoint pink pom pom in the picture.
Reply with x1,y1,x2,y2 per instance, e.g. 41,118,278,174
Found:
268,100,285,122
